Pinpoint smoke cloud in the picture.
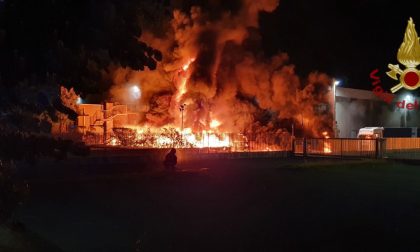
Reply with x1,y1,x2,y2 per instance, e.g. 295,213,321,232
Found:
110,0,332,137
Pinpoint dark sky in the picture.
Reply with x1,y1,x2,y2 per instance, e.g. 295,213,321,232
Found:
2,0,419,92
260,0,420,91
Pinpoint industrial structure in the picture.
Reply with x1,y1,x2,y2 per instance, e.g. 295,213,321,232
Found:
334,87,420,138
76,103,139,144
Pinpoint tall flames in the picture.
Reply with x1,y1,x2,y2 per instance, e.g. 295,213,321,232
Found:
108,0,333,150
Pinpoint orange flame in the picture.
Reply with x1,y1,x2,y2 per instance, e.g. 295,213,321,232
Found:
323,142,332,153
322,131,332,153
176,58,195,103
210,119,221,129
121,125,231,148
182,58,195,71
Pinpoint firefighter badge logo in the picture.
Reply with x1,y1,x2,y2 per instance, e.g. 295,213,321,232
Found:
387,18,420,93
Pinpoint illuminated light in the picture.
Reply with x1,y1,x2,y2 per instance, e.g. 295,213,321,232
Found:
405,94,413,101
131,85,141,100
334,80,341,86
76,97,83,104
210,119,221,129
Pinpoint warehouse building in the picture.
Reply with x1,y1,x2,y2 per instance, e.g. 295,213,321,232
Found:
335,87,420,138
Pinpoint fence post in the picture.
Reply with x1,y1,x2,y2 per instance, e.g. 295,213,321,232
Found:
303,138,307,157
341,138,343,158
375,139,379,159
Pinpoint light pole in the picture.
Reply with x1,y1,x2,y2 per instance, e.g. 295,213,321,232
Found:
332,79,340,138
179,103,186,133
179,104,186,147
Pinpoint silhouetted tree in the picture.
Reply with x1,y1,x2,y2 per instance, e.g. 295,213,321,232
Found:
0,0,162,95
0,0,165,226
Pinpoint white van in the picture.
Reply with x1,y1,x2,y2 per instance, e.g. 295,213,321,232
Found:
357,127,384,139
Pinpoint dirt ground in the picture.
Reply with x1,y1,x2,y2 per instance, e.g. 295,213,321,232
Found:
15,158,420,251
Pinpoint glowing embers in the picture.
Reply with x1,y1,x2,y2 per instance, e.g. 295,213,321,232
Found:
109,126,292,152
112,126,231,149
109,137,120,146
183,130,230,148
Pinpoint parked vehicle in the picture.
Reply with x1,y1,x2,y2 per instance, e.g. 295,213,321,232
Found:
357,127,384,139
357,127,418,139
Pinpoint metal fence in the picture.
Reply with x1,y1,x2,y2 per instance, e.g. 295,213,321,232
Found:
294,137,420,160
384,138,420,159
69,128,420,160
294,138,379,158
111,128,292,152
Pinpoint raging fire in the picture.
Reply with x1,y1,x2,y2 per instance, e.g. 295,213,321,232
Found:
78,0,334,151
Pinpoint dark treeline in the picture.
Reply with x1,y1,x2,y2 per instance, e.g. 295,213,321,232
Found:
0,0,167,225
0,0,169,135
0,0,163,96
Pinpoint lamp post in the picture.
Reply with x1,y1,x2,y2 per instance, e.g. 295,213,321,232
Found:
179,104,186,132
179,103,187,145
332,79,340,138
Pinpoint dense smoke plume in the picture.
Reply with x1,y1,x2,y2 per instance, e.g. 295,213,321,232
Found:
111,0,333,137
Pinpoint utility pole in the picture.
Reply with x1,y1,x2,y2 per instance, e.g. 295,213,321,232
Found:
179,104,186,146
332,79,341,138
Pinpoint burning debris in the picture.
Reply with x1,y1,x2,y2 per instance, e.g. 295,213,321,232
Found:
112,125,291,152
110,0,332,141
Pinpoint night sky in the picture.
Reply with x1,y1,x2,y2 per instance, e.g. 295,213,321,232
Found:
2,0,420,92
260,0,420,91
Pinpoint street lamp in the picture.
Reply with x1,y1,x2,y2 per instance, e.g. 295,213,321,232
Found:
130,85,141,100
128,85,141,111
179,103,186,133
332,79,341,137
